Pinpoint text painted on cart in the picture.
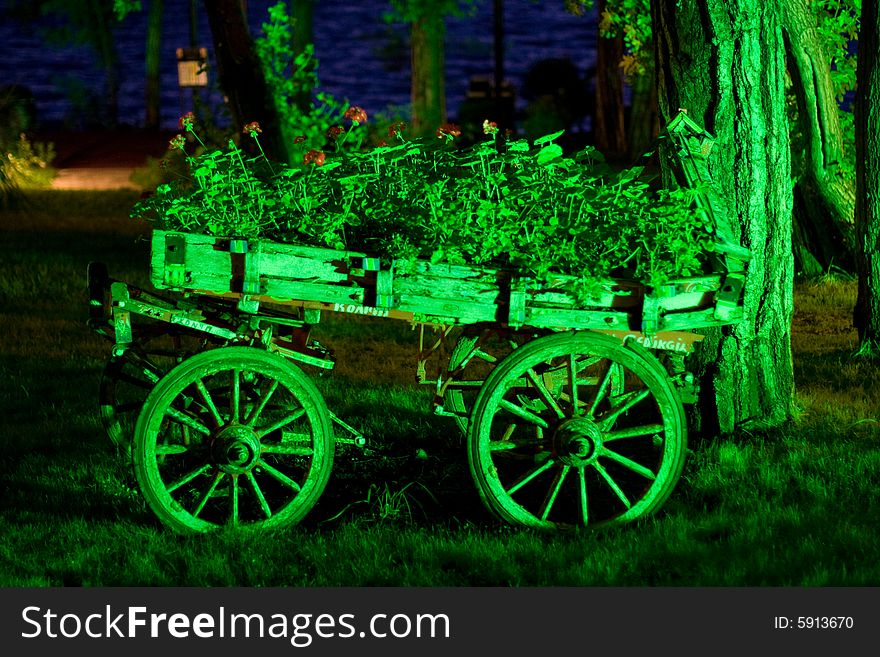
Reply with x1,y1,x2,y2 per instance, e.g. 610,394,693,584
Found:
333,302,390,317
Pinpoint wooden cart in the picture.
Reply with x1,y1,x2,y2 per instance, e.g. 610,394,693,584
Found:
88,111,749,532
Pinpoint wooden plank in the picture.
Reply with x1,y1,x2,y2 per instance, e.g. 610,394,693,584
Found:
396,294,499,324
524,307,632,330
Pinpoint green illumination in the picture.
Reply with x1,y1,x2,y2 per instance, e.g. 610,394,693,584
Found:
89,109,748,533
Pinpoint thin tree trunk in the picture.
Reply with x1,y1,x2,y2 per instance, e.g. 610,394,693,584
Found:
411,11,446,137
292,0,315,113
652,0,795,434
781,0,857,276
854,0,880,345
90,0,119,126
145,0,163,129
594,0,627,159
627,56,659,160
203,0,288,161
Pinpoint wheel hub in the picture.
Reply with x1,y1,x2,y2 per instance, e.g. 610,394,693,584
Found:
212,425,261,474
553,417,603,466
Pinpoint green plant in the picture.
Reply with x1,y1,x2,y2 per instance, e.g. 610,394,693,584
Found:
254,1,349,160
0,133,56,206
132,113,717,298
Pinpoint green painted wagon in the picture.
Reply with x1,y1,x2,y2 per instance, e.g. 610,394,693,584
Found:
88,111,749,533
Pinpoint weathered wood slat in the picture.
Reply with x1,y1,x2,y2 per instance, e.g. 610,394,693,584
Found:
149,230,743,333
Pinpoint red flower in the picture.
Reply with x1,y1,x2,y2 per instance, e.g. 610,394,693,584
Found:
303,149,326,166
436,123,462,139
178,112,195,131
482,119,499,135
388,122,406,138
293,135,306,144
327,125,345,140
242,121,262,136
168,134,187,151
344,106,368,124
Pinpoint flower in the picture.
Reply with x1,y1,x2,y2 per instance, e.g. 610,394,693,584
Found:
178,112,195,131
303,149,326,166
388,122,406,138
242,121,262,136
168,134,187,151
482,119,499,135
293,135,306,144
327,125,345,140
344,106,368,124
436,123,462,139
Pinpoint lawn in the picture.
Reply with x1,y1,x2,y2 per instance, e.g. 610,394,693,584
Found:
1,190,878,586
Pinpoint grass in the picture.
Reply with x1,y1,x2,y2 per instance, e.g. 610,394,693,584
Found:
1,190,879,586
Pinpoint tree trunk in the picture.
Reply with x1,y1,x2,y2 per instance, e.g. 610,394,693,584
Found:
292,0,315,113
626,56,659,160
411,10,446,137
145,0,163,129
203,0,288,161
652,0,795,434
854,0,880,346
90,0,120,126
594,0,627,160
781,0,857,277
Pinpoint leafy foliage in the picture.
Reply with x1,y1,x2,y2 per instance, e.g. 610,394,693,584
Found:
133,117,718,296
254,1,348,160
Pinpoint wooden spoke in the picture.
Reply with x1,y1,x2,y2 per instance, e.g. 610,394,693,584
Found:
598,389,651,430
526,368,565,419
246,380,280,427
578,466,589,526
587,361,617,418
166,463,211,494
155,443,188,455
567,354,580,416
230,369,240,423
195,379,223,427
505,458,556,495
246,471,272,519
256,408,306,439
257,459,302,492
261,444,314,456
604,424,664,441
229,474,239,526
192,471,224,518
165,406,211,436
592,462,632,509
540,464,570,521
499,399,549,428
601,449,657,480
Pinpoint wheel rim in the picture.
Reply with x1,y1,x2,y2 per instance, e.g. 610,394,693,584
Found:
468,332,686,529
133,347,333,532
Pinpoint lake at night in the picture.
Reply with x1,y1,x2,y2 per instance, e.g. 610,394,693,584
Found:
0,0,601,133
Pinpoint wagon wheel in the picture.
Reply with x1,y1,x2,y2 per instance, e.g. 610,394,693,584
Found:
133,347,334,533
468,331,686,529
99,332,201,451
444,328,545,435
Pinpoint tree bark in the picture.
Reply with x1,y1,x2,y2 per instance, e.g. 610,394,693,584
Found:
780,0,857,277
411,10,446,137
626,56,659,160
854,0,880,345
594,0,627,160
145,0,163,129
292,0,315,113
203,0,288,161
652,0,795,434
